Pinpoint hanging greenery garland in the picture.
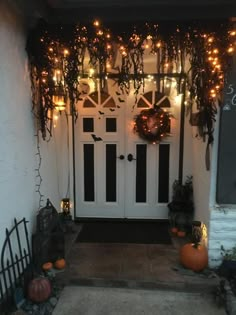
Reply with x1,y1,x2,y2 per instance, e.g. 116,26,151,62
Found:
26,19,235,143
134,106,172,144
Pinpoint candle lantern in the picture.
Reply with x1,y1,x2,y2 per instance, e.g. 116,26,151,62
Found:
52,86,66,111
61,198,70,215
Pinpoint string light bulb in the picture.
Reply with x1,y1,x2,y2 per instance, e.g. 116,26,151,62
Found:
228,46,234,54
28,19,236,142
93,20,99,27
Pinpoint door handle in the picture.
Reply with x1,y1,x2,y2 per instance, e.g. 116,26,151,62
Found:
117,154,125,160
127,153,136,162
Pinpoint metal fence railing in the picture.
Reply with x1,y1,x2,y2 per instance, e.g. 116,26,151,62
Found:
0,218,33,313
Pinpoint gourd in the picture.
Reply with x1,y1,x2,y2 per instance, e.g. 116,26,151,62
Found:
170,227,178,234
54,258,66,270
180,243,208,272
42,262,53,271
177,230,186,238
28,277,51,303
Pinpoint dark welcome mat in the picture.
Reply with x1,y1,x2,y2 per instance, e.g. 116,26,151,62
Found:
76,221,171,244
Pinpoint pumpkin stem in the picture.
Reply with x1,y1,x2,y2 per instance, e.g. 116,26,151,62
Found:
192,242,200,249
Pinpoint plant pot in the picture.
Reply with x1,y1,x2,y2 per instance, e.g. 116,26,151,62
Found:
219,260,236,278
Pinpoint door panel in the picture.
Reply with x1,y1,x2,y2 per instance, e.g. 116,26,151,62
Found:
74,78,180,219
75,79,125,218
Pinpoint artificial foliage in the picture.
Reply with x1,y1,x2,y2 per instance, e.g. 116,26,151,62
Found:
134,106,171,143
26,19,235,142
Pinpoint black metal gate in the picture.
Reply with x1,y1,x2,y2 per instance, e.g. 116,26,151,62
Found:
0,218,33,312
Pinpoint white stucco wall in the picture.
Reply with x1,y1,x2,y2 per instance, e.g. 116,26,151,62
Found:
189,107,222,267
183,108,193,181
0,1,36,247
192,131,211,227
38,111,72,212
0,2,70,255
189,100,236,268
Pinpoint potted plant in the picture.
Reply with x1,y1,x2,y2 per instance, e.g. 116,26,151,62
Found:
168,176,194,233
219,246,236,278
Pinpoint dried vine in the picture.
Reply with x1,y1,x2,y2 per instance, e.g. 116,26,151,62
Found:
26,19,235,146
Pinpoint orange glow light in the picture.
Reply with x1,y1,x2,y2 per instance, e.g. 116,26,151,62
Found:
230,31,236,36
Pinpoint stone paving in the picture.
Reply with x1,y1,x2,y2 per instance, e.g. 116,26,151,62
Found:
55,234,220,294
11,224,228,315
52,285,226,315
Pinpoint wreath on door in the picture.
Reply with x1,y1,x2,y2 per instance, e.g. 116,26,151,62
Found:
134,105,171,144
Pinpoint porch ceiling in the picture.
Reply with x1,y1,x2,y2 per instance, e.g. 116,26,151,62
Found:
38,0,236,23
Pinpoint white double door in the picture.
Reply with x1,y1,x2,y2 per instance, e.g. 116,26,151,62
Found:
74,79,180,219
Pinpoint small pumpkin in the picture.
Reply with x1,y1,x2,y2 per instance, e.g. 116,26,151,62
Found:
180,243,208,272
177,230,186,238
42,262,53,271
28,277,51,303
54,258,66,270
170,227,178,234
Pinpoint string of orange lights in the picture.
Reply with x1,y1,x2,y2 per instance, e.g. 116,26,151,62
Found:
26,18,235,142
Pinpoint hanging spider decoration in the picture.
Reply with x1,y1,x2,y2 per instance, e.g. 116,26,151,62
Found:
134,105,172,144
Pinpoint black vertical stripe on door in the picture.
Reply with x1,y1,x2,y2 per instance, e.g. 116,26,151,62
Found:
84,144,95,201
83,117,94,132
158,144,170,203
136,144,147,203
106,144,117,202
106,118,117,132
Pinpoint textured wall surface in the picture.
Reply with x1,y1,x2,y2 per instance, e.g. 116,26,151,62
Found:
209,207,236,267
190,126,211,232
0,1,36,247
0,2,70,252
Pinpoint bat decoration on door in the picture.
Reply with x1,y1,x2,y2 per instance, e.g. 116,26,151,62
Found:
98,111,105,115
109,108,115,112
91,134,103,142
118,97,125,103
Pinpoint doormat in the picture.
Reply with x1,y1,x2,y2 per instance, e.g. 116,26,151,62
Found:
76,221,172,244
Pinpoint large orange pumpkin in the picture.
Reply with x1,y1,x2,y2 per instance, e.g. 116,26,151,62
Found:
180,243,208,272
28,277,51,303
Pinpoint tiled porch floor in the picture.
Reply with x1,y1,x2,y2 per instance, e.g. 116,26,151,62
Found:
55,223,220,293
